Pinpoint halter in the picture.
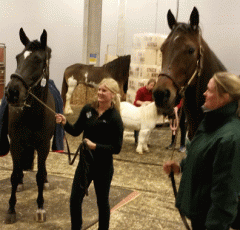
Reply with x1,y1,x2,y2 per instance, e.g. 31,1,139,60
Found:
10,52,49,107
159,30,203,98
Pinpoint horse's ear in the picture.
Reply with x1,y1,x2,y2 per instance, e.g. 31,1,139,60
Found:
167,9,177,30
19,28,30,47
40,29,47,49
190,7,199,30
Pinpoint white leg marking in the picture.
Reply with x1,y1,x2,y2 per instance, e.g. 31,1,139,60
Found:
64,76,77,114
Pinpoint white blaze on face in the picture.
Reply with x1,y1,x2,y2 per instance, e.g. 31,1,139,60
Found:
24,51,32,59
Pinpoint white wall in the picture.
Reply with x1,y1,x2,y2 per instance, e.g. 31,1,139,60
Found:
177,0,240,74
1,0,84,90
1,0,240,91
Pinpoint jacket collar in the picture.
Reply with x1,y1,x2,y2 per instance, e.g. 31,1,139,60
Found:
199,101,238,132
91,100,114,113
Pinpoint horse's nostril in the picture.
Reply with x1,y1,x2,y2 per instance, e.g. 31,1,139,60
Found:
153,89,172,109
163,90,170,102
6,88,20,103
153,89,170,104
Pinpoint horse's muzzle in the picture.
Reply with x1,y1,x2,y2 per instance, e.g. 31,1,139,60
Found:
5,83,28,108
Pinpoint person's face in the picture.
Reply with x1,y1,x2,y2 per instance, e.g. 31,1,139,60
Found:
97,84,114,104
203,78,229,110
146,82,155,91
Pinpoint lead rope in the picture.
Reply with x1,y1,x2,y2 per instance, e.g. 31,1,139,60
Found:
28,90,81,165
168,98,191,230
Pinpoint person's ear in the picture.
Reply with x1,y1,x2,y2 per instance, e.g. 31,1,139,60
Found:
223,93,231,103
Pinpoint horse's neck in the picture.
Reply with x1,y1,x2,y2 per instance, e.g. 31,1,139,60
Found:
196,40,226,105
35,84,49,102
185,39,227,139
27,83,49,112
202,39,226,74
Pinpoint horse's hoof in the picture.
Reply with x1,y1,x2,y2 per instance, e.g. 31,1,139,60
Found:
43,182,50,190
136,150,143,154
17,183,24,192
5,213,17,224
35,209,46,222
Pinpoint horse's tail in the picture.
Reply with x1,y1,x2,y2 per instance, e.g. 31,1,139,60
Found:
21,146,35,171
61,72,68,107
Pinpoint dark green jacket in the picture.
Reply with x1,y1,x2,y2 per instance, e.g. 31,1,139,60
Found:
176,101,240,230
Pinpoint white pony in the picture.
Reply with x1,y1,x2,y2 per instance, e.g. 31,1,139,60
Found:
120,101,161,154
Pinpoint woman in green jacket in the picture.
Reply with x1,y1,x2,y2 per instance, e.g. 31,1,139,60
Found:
163,72,240,230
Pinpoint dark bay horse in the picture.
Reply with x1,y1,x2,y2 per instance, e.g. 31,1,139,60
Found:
61,55,131,114
4,28,55,223
153,7,226,140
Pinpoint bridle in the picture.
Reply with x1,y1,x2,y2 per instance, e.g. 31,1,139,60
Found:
9,52,49,108
158,30,203,98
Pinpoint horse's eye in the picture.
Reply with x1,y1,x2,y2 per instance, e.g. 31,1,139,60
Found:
189,48,195,54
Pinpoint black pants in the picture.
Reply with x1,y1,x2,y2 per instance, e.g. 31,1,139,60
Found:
191,218,231,230
70,154,114,230
191,219,206,230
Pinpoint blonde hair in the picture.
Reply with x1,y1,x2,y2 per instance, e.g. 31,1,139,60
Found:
99,78,121,113
213,72,240,117
213,72,240,101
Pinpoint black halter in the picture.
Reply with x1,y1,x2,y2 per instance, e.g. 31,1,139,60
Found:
9,54,49,104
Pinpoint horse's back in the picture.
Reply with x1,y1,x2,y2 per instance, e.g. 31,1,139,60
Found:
120,102,141,130
64,63,93,81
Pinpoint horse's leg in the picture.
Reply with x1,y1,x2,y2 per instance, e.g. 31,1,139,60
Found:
64,76,77,114
136,130,145,154
35,144,50,222
5,158,22,224
16,171,24,192
143,129,151,152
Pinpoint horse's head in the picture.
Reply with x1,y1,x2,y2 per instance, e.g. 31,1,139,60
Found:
5,28,51,107
153,7,202,115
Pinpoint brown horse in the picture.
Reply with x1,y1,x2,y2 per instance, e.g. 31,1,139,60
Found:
4,28,55,223
153,7,226,140
61,55,131,114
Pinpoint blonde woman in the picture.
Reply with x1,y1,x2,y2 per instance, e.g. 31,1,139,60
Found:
56,78,123,230
163,72,240,230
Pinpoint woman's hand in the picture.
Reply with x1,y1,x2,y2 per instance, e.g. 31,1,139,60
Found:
163,160,181,175
55,114,67,126
84,138,96,150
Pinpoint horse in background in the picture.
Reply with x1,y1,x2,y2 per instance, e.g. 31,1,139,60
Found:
4,28,55,224
121,101,161,154
61,55,131,114
153,7,226,140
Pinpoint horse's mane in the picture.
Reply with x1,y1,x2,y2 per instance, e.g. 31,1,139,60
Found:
175,23,197,32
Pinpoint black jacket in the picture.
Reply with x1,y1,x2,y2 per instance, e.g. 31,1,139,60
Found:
64,103,124,159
